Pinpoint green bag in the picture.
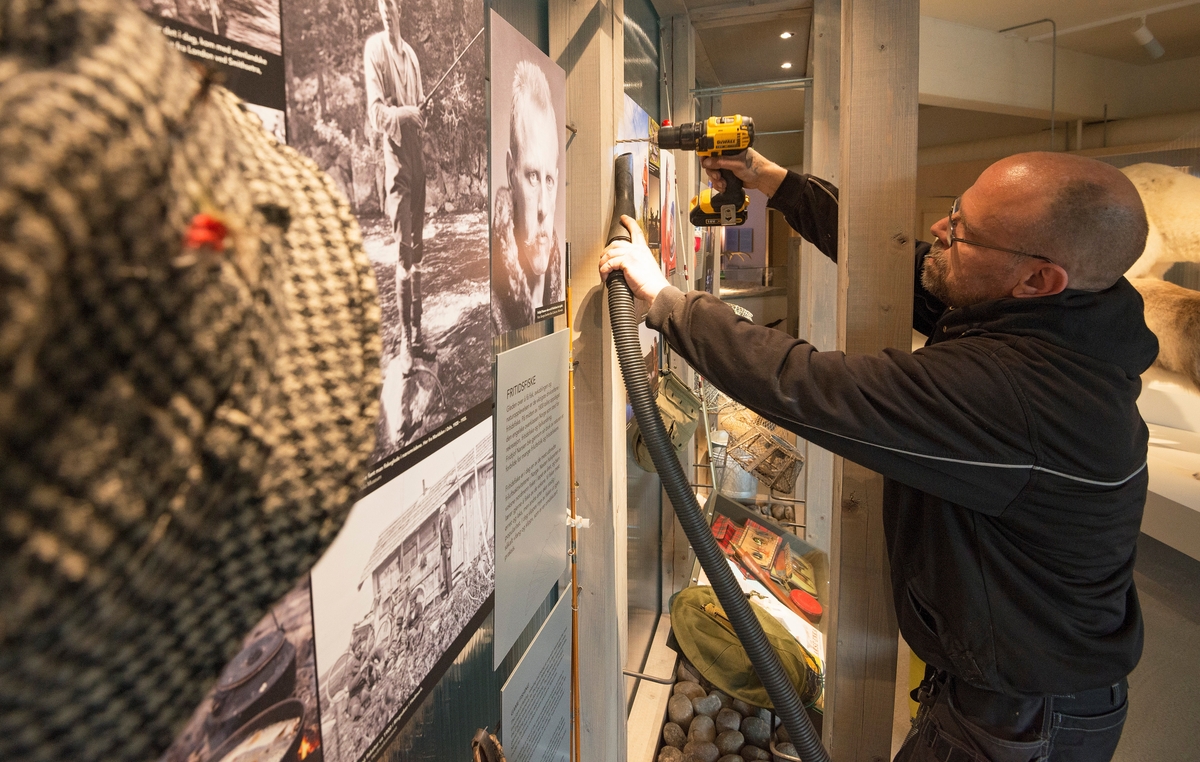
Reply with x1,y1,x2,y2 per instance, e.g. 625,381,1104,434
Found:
670,585,823,709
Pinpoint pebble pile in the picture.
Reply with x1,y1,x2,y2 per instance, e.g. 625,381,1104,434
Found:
657,658,800,762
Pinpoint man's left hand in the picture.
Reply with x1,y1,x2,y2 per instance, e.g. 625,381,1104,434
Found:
599,215,670,303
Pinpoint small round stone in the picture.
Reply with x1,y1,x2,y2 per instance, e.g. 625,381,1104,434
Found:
715,708,742,733
771,504,786,520
719,756,743,762
709,690,733,711
741,716,771,748
688,714,716,744
715,730,745,755
682,741,720,762
740,745,770,761
678,660,704,684
668,694,695,729
663,722,687,749
776,742,798,760
731,699,756,717
658,747,684,762
776,723,790,743
693,694,722,718
674,681,708,700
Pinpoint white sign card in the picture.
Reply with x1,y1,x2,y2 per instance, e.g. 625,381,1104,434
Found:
494,329,571,667
501,594,572,762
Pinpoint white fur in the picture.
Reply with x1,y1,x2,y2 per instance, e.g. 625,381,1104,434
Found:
1121,163,1200,277
1121,163,1200,391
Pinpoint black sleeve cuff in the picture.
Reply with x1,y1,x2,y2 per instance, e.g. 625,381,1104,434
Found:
647,286,685,331
767,170,806,213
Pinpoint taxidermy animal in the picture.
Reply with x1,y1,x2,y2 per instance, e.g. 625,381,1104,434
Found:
1121,163,1200,278
1130,278,1200,391
1119,163,1200,391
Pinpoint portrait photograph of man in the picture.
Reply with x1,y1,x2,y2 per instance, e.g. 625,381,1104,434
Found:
489,10,567,334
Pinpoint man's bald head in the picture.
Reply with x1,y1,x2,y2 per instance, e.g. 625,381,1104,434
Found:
984,152,1148,291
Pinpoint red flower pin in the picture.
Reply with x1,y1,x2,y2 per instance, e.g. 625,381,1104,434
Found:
184,213,228,252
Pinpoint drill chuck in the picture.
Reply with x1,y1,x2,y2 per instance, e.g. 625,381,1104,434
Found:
657,121,707,152
656,115,755,156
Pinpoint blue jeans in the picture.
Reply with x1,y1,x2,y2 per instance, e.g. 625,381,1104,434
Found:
894,669,1128,762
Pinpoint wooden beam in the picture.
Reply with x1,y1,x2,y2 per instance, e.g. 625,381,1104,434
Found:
693,27,722,87
690,0,815,30
826,0,918,759
798,0,840,555
549,1,628,758
799,2,843,748
660,14,699,608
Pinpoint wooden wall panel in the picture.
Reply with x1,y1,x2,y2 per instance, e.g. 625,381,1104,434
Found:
549,1,628,757
828,0,918,758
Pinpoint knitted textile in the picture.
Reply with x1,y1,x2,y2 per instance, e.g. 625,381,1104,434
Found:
0,0,382,759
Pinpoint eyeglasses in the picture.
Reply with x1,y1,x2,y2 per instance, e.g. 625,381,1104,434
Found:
948,197,1055,265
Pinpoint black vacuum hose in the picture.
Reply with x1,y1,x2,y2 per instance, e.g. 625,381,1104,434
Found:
606,153,830,762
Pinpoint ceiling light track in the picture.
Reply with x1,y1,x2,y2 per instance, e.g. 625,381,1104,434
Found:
1025,0,1200,41
690,77,812,97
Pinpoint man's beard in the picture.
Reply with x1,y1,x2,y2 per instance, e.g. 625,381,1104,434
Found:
921,240,997,308
920,240,956,306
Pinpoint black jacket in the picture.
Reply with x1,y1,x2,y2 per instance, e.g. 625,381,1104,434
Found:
648,171,1158,695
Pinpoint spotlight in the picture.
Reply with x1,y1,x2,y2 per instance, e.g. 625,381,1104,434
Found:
1133,19,1165,59
780,31,794,39
781,62,793,69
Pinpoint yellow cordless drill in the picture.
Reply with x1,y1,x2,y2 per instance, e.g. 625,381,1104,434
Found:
657,115,755,226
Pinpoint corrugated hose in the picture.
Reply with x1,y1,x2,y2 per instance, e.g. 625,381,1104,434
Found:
605,152,831,762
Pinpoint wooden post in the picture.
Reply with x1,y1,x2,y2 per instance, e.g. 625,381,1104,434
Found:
659,13,699,606
799,0,840,556
824,0,919,759
549,1,628,758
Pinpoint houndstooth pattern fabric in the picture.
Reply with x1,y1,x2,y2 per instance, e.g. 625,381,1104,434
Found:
0,0,382,759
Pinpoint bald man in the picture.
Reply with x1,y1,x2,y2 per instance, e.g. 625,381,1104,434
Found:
602,150,1156,762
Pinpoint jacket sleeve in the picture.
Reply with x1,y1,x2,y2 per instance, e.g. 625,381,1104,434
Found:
766,171,839,262
647,287,1038,516
365,40,405,145
767,171,948,334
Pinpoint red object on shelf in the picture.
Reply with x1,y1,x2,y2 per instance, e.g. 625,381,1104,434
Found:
790,588,823,619
711,515,745,553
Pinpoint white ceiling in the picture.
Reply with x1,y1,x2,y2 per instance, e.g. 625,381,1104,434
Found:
654,0,1200,152
920,0,1200,64
662,0,1200,88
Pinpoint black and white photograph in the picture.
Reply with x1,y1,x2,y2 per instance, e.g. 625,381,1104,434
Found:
135,0,282,55
282,0,490,463
160,578,324,762
310,419,495,762
489,10,567,333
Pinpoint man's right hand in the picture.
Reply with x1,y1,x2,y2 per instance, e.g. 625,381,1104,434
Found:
398,105,424,130
701,148,787,198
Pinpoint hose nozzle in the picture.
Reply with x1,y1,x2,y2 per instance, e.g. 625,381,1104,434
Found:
607,153,638,246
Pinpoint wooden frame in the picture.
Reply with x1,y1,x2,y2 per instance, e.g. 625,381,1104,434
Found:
549,2,630,758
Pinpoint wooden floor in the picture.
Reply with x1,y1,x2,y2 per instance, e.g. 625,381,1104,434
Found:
890,532,1200,760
